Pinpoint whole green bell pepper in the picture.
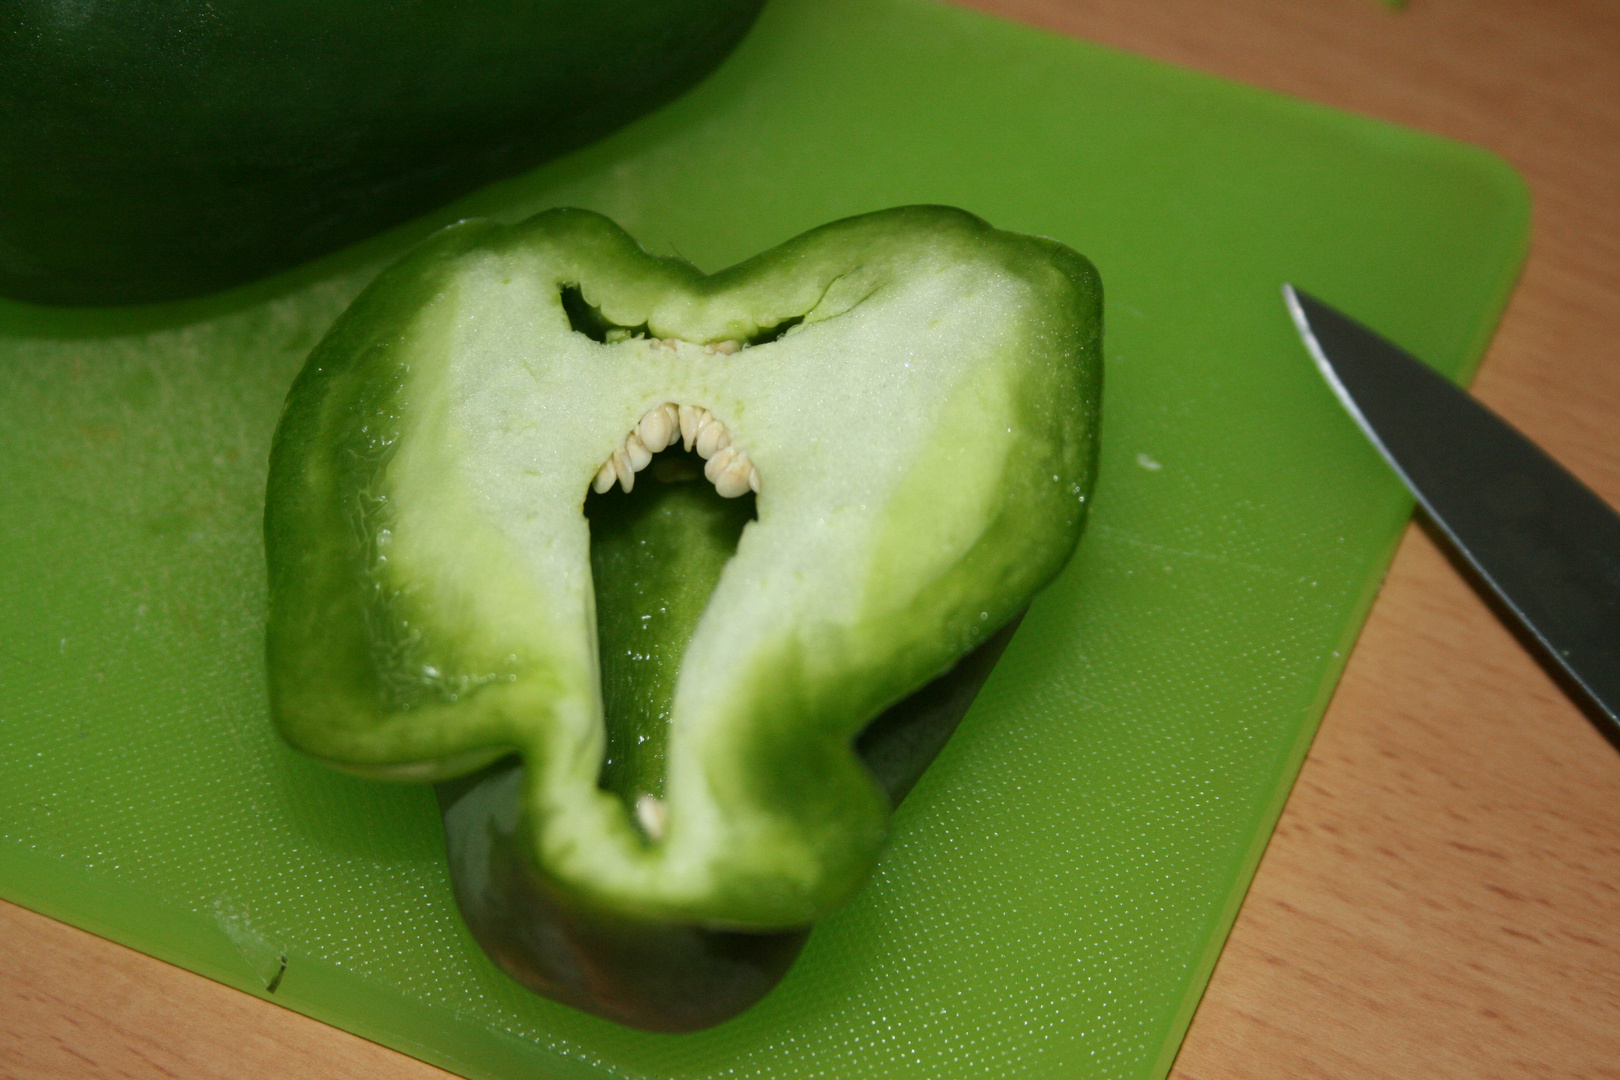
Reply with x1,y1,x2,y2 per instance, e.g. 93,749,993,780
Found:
265,205,1102,1029
0,0,763,305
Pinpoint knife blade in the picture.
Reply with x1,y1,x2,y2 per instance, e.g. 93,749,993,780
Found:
1284,285,1620,738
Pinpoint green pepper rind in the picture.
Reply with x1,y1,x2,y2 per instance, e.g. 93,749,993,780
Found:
266,206,1101,935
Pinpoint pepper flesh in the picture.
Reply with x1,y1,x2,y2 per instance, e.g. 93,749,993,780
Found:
265,205,1101,1027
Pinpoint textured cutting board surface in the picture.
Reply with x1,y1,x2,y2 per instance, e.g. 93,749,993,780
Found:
0,1,1526,1078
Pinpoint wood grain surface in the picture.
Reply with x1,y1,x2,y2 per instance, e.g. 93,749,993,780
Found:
4,1,1617,1077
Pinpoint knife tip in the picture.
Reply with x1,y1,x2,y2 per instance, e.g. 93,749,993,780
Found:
1280,284,1346,396
1281,282,1311,319
1281,282,1313,339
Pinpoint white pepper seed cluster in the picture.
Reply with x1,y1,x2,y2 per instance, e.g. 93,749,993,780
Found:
592,397,760,498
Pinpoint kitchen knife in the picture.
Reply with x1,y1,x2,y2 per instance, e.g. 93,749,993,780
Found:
1284,285,1620,738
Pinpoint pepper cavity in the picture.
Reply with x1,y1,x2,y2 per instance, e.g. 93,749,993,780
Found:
592,402,760,498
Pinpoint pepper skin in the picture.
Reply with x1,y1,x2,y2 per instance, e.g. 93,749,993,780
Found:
0,0,764,305
265,205,1102,1028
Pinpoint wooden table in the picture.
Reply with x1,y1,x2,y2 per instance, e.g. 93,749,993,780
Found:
5,1,1617,1076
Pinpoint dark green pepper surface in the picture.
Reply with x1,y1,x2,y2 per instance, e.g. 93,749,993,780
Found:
265,205,1102,1029
0,0,763,305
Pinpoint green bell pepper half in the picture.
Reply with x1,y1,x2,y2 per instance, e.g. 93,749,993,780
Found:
265,205,1102,1028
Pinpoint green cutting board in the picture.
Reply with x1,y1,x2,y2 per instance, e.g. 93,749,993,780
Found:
0,1,1526,1077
